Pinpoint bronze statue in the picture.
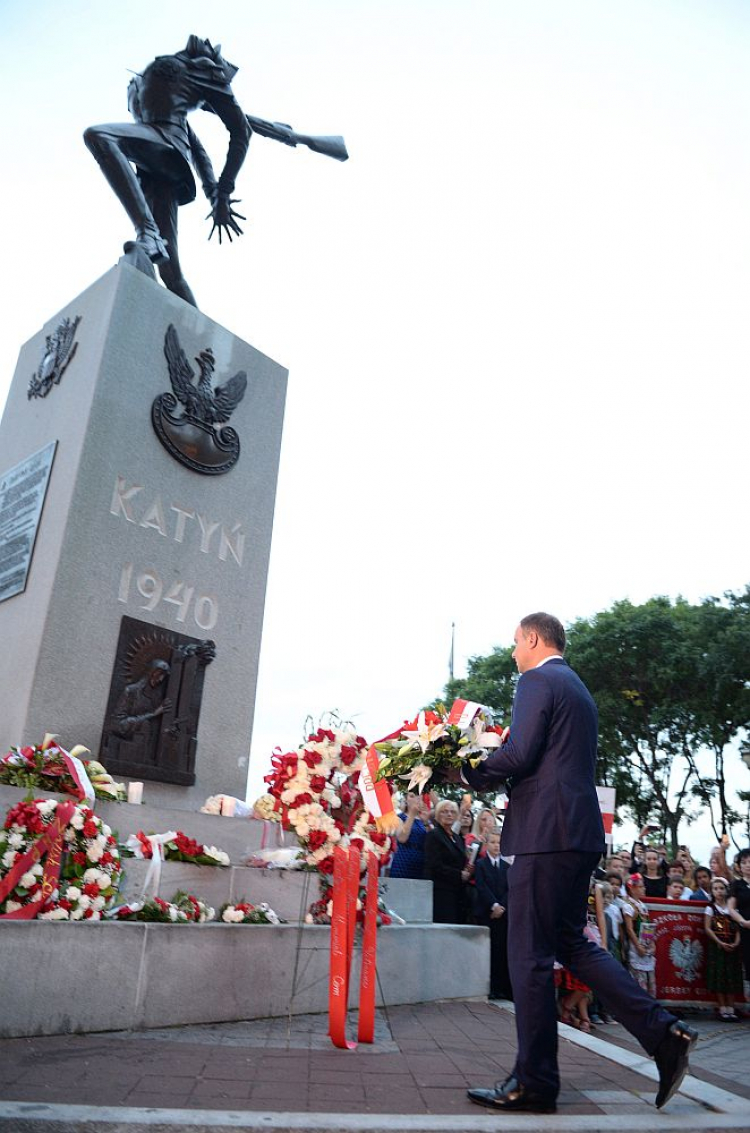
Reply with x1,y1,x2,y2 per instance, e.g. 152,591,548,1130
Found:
111,658,172,741
84,35,349,308
101,619,216,786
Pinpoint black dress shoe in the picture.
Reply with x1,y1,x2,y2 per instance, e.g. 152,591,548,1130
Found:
654,1020,699,1109
468,1078,557,1114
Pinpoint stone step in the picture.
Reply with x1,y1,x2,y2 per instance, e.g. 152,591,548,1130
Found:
0,920,490,1037
0,784,433,924
0,782,270,864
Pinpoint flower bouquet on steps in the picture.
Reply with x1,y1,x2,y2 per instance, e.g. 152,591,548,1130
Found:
374,700,508,792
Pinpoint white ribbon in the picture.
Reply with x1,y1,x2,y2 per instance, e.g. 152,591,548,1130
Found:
125,831,177,900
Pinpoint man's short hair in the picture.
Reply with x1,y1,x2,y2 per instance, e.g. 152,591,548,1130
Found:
520,612,566,653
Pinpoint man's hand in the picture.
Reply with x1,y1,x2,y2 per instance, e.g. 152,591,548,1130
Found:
490,904,505,919
207,193,246,243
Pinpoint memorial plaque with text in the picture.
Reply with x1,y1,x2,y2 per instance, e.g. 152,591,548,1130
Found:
0,441,57,603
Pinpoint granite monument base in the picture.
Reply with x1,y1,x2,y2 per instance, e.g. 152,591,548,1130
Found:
0,262,287,809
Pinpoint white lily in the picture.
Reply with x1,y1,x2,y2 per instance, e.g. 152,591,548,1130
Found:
400,711,446,754
398,762,433,793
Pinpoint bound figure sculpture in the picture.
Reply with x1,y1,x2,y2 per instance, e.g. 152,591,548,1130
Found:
84,35,348,308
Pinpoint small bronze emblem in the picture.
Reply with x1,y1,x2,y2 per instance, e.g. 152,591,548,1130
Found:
152,323,247,474
28,315,82,400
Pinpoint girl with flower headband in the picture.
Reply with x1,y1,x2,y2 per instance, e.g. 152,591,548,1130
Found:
622,873,656,995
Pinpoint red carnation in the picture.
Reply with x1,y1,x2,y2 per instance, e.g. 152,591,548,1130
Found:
293,793,313,806
84,908,94,919
83,882,101,898
370,832,387,847
340,746,357,765
309,775,327,793
83,820,98,839
302,750,322,767
58,899,72,911
318,856,335,874
100,852,113,866
308,830,328,851
72,851,86,865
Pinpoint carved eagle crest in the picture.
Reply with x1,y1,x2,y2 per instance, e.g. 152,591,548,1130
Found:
151,323,248,475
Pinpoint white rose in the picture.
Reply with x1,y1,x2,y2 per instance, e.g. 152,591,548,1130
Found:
280,789,296,805
4,900,22,913
169,906,178,922
204,906,215,921
40,907,70,921
78,893,91,909
87,844,104,863
64,829,76,843
88,910,101,921
8,832,23,849
92,895,106,911
70,811,85,830
83,868,100,884
65,886,81,900
296,822,310,837
2,850,16,868
330,829,341,842
37,800,56,815
20,871,37,889
70,908,84,920
267,910,279,924
101,824,112,837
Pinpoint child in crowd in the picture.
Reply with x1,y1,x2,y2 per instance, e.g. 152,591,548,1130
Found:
704,876,743,1021
622,873,656,995
604,873,625,963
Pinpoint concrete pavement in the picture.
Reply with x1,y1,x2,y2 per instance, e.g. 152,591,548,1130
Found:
1,999,748,1132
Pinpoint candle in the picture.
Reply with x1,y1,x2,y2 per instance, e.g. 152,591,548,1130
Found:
127,781,143,805
221,795,236,817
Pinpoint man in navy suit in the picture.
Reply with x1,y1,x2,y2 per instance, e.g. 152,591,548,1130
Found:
461,612,697,1114
474,828,513,1000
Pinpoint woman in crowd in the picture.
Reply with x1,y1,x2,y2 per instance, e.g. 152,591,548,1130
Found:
424,799,473,924
472,808,497,853
390,790,431,880
622,873,656,995
641,848,667,898
728,848,750,1001
704,876,743,1020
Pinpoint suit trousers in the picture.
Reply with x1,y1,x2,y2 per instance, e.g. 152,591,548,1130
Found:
508,850,676,1097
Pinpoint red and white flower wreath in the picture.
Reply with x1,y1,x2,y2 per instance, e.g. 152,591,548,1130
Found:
0,798,122,920
262,726,392,876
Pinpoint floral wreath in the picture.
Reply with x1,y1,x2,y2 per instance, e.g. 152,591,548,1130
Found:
260,723,392,879
0,798,122,920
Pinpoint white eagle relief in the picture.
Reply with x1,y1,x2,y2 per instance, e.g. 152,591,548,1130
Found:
669,936,703,983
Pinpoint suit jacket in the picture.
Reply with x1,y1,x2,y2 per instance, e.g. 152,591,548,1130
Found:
474,854,510,921
464,658,605,856
424,825,467,888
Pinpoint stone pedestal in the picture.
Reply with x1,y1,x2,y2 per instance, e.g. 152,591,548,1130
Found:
0,262,287,808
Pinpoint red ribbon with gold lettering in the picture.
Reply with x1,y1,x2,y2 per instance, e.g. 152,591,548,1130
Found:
357,851,379,1042
328,847,380,1049
0,800,76,919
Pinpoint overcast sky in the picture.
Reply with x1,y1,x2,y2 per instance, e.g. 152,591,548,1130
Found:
1,0,748,860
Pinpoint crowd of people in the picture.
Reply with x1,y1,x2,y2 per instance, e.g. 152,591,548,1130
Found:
387,798,750,1022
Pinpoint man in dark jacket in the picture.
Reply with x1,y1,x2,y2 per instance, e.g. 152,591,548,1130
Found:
473,828,512,1000
461,612,697,1114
